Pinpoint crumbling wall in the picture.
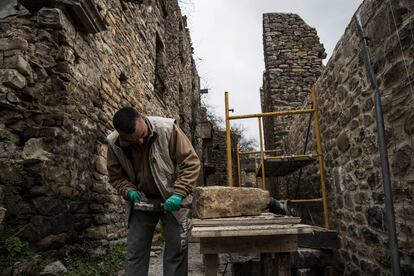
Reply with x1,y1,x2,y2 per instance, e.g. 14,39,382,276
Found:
281,0,414,275
314,0,414,274
200,107,239,186
0,0,201,251
261,13,325,198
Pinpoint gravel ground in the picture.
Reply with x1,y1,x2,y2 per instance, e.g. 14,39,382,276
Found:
149,242,204,276
118,242,232,275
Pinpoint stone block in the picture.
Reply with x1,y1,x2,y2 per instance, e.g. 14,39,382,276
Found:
37,234,67,251
57,0,107,33
0,207,6,225
39,260,67,275
37,8,70,29
0,37,28,51
22,138,53,161
84,225,108,239
0,69,26,89
95,156,108,175
337,131,350,153
22,127,58,140
361,227,379,244
3,54,33,77
192,186,270,219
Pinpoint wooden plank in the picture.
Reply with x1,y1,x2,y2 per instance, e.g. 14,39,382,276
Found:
260,253,273,276
191,224,317,238
191,213,301,227
204,254,218,276
257,157,316,177
276,253,291,276
200,235,297,254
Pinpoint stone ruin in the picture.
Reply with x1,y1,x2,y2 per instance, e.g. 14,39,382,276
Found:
0,0,202,250
0,0,413,274
261,0,414,274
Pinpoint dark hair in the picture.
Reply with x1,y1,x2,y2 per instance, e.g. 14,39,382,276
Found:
112,107,141,134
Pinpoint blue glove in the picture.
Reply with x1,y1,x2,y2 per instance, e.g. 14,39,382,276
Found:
163,194,183,212
127,189,141,204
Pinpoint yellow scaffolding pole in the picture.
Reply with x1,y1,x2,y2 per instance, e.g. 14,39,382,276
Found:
254,158,258,188
225,92,233,187
224,87,330,229
311,85,330,229
265,154,319,160
258,117,266,190
239,149,282,155
229,109,315,120
288,198,323,203
236,143,241,187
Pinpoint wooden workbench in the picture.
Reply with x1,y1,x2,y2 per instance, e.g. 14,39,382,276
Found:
190,213,319,276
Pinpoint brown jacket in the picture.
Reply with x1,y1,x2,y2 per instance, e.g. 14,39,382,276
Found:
106,116,200,223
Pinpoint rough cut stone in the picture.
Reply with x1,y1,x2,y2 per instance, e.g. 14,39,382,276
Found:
37,234,67,251
192,186,270,219
0,37,28,51
39,260,67,275
0,69,26,89
37,8,69,29
95,156,108,175
3,54,33,77
337,132,350,153
0,207,6,225
22,138,52,161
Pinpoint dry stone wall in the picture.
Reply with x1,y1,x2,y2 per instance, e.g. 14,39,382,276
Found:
200,107,239,186
313,0,414,274
0,0,201,251
264,0,414,275
261,13,325,199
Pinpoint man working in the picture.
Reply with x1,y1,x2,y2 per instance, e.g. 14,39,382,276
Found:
106,107,200,276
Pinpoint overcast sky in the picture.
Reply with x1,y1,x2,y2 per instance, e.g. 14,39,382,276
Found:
180,0,363,146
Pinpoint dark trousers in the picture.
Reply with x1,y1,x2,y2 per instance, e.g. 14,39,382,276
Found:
125,210,188,276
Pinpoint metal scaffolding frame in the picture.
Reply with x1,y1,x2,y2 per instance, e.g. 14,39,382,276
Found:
225,85,330,229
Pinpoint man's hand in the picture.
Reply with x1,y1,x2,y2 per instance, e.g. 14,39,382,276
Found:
127,189,141,204
163,194,183,212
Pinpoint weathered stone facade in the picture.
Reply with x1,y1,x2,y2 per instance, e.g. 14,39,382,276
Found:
261,13,325,200
200,106,239,186
262,13,325,155
0,0,201,251
316,0,414,274
262,0,414,275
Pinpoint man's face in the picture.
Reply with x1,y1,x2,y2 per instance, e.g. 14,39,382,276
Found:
119,117,149,145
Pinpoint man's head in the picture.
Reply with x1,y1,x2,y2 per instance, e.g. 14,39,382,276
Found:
112,107,149,145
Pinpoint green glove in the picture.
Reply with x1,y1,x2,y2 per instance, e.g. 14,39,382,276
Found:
127,189,141,204
163,194,183,212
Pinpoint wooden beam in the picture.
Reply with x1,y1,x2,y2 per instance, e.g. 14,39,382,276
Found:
276,253,291,276
191,224,318,238
260,253,273,276
200,235,297,254
191,213,301,227
204,254,218,276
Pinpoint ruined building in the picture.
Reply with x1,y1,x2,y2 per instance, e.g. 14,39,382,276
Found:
262,0,413,275
200,106,239,186
261,13,326,200
0,0,202,250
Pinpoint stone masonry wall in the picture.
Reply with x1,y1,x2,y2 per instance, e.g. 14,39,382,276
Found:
261,13,325,198
0,0,201,251
200,107,239,186
285,0,414,275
